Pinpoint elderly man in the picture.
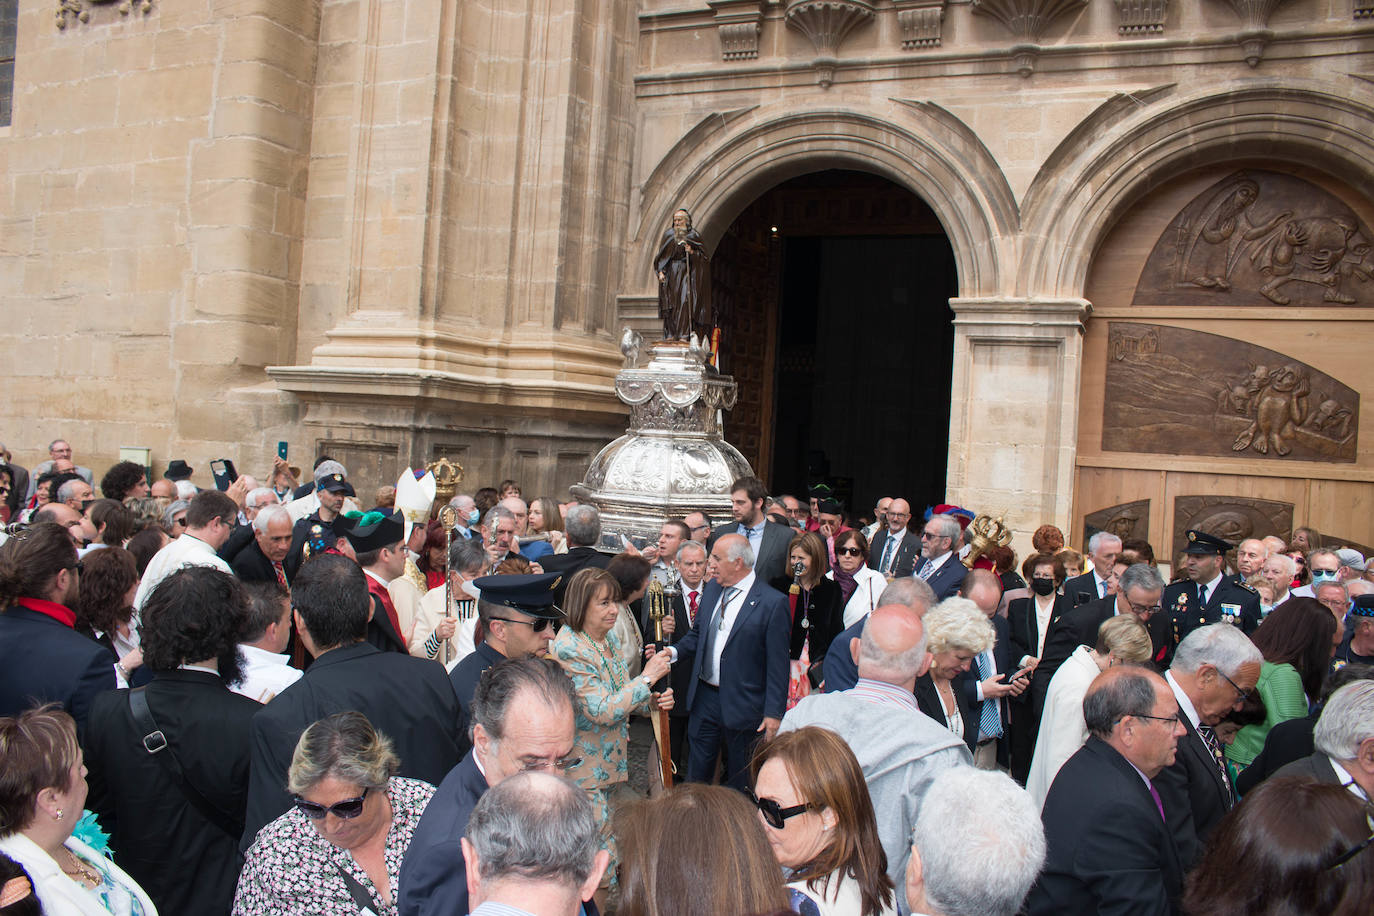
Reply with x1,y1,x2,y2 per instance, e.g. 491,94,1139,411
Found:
913,513,967,600
540,505,613,607
461,771,606,916
1028,667,1186,916
1335,548,1367,582
230,503,294,585
706,475,793,583
1157,622,1263,868
908,767,1044,916
1232,537,1268,586
241,486,279,523
1063,531,1122,606
783,604,971,912
33,500,93,549
957,568,1026,769
27,438,93,499
1273,680,1374,799
448,493,479,539
243,553,461,849
665,532,790,791
662,539,709,771
399,657,581,916
1260,552,1296,610
1315,579,1351,629
134,490,237,615
57,476,95,515
682,509,711,543
1163,529,1262,644
868,497,918,578
823,576,937,693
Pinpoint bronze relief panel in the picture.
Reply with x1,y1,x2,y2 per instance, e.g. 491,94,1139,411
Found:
1171,496,1294,563
1133,170,1374,307
1083,499,1150,548
1102,322,1358,462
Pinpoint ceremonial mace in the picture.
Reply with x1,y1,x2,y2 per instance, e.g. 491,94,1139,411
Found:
646,576,676,789
437,505,458,666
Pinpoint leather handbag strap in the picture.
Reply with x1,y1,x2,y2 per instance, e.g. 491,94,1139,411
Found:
127,687,243,839
334,864,380,914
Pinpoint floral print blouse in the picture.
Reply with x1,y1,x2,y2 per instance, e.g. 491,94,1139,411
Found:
232,777,435,916
551,626,652,790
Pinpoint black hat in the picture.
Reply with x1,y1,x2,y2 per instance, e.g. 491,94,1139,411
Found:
164,459,194,481
1351,594,1374,618
315,471,356,498
341,511,404,553
1184,529,1232,556
808,483,833,499
817,498,843,515
473,572,565,620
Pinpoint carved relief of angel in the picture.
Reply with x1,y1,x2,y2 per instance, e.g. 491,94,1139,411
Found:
1176,177,1291,290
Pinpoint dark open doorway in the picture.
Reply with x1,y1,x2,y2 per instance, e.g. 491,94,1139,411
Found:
712,170,957,521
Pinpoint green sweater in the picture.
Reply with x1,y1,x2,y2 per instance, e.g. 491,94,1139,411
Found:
1226,661,1307,768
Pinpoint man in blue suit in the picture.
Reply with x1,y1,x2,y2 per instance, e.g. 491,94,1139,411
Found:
912,513,967,600
666,532,790,791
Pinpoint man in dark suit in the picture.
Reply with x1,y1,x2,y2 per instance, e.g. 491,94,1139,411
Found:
1028,666,1185,916
912,513,969,600
1163,530,1263,651
0,521,114,738
230,503,294,585
666,532,790,791
1062,531,1122,607
398,656,578,916
1271,680,1374,798
706,475,794,584
85,566,261,915
1158,622,1262,869
340,510,410,654
283,469,354,580
866,497,919,578
823,576,937,693
956,569,1027,769
537,504,612,608
243,554,462,849
662,539,707,772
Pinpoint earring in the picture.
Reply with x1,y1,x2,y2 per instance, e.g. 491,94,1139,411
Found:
55,810,63,820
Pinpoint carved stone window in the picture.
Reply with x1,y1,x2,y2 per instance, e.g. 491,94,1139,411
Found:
1115,0,1167,34
0,0,14,126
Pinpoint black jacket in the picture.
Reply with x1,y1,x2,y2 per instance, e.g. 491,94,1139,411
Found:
1154,705,1234,869
0,603,115,739
230,537,281,584
1163,576,1262,648
915,671,977,752
1235,713,1316,796
538,546,613,608
85,670,259,915
866,527,919,578
397,751,487,916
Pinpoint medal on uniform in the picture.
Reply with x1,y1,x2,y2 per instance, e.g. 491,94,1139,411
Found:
1221,603,1241,625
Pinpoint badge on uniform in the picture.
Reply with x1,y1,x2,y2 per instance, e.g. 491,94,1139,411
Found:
1220,603,1241,625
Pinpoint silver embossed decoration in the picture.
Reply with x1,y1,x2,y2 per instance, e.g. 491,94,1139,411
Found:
571,342,754,544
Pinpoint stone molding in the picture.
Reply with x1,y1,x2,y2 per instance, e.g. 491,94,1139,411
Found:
708,0,764,61
1217,0,1296,66
1115,0,1168,35
784,0,877,86
55,0,152,30
969,0,1089,76
894,1,946,49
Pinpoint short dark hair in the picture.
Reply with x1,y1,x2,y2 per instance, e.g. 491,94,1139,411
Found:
141,567,248,686
730,475,766,505
471,656,576,742
606,554,651,600
32,470,66,504
0,522,77,606
292,553,369,649
75,546,138,636
0,705,80,836
1021,551,1066,585
99,461,147,500
354,542,401,570
185,490,237,529
1121,538,1155,565
474,487,500,518
662,519,691,542
562,567,621,632
1083,667,1157,740
125,527,166,577
241,580,291,643
89,498,133,545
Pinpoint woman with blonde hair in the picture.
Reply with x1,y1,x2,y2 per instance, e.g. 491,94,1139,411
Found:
1025,614,1154,807
617,784,790,916
751,726,895,916
914,598,995,751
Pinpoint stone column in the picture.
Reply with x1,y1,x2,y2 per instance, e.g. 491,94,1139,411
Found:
945,298,1090,553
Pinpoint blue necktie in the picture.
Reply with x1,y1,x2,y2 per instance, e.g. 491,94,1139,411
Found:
879,536,895,573
975,652,1003,740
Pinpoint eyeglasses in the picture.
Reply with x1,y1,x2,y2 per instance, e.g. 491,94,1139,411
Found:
920,531,945,540
747,789,815,829
490,615,554,633
1326,813,1374,870
887,512,910,519
293,787,369,820
518,755,584,774
1131,712,1182,727
689,524,709,533
1216,668,1252,704
1127,601,1162,617
836,547,864,557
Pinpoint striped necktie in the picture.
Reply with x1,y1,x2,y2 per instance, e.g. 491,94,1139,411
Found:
975,653,1003,740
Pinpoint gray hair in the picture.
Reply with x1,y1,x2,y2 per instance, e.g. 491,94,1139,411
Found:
1118,563,1165,595
1171,623,1263,679
450,493,475,511
466,771,599,889
676,540,707,564
1264,553,1296,581
1314,681,1374,760
482,504,514,532
449,536,488,576
1307,548,1340,566
857,615,928,682
1345,579,1374,598
924,597,994,656
912,768,1046,916
928,514,960,542
245,487,276,508
1315,580,1350,600
56,479,86,503
563,505,601,547
1083,668,1158,740
471,656,576,742
162,499,190,529
287,710,399,795
1087,531,1122,556
719,536,755,568
252,503,290,533
877,576,936,613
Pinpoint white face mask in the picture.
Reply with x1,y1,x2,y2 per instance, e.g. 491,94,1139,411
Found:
467,509,480,526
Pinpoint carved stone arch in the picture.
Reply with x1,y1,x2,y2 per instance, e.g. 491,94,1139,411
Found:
1019,78,1374,299
627,103,1019,299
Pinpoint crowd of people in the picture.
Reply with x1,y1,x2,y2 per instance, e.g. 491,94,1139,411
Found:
0,439,1372,916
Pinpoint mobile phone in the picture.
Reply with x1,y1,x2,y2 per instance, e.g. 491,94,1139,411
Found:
210,459,239,491
1007,667,1032,683
277,441,289,460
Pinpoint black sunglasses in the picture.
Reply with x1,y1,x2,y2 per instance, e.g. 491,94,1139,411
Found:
836,547,864,557
490,615,554,633
293,787,369,820
747,788,814,830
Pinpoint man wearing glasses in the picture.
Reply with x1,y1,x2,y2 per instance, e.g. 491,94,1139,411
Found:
912,513,967,600
867,497,918,579
1158,623,1263,869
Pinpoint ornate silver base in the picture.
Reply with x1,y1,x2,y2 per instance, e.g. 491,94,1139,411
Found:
570,341,754,545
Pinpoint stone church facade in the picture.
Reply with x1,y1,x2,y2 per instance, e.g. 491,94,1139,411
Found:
3,0,1372,556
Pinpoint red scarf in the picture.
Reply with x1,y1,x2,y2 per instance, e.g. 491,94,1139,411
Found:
16,597,77,628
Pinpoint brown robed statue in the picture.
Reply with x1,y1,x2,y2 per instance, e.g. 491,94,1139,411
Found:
655,208,713,342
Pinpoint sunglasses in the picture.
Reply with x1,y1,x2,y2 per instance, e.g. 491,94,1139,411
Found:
747,788,815,830
293,787,369,820
490,615,554,633
836,547,864,557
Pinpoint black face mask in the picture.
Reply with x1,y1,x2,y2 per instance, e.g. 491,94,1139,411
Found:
1031,577,1056,596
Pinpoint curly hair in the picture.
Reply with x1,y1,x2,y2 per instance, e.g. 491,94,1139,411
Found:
140,566,248,687
924,597,996,656
75,546,138,636
99,461,147,500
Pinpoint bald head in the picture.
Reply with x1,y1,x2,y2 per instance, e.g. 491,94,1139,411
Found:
962,567,1002,618
886,498,912,534
855,605,929,688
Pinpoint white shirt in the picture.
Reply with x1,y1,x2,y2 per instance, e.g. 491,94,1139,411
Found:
133,532,231,617
1196,572,1224,606
1091,569,1111,599
828,566,887,629
681,580,704,626
1165,669,1202,730
1330,757,1370,801
1033,594,1056,659
920,549,954,578
707,570,754,685
233,644,303,703
876,527,907,572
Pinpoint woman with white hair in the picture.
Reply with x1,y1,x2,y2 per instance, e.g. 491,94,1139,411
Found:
914,598,994,751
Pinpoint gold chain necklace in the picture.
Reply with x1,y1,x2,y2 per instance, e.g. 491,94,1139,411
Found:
579,630,626,690
61,848,100,886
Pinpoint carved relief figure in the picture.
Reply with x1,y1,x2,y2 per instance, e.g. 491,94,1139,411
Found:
1176,176,1290,290
1231,364,1310,456
655,208,713,342
1251,216,1370,304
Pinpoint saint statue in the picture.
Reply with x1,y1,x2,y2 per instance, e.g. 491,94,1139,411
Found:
655,208,712,342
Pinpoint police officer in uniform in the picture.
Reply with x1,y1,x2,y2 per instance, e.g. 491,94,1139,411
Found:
1164,530,1263,657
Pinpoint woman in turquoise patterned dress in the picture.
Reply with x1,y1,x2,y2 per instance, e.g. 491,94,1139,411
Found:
551,566,673,900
